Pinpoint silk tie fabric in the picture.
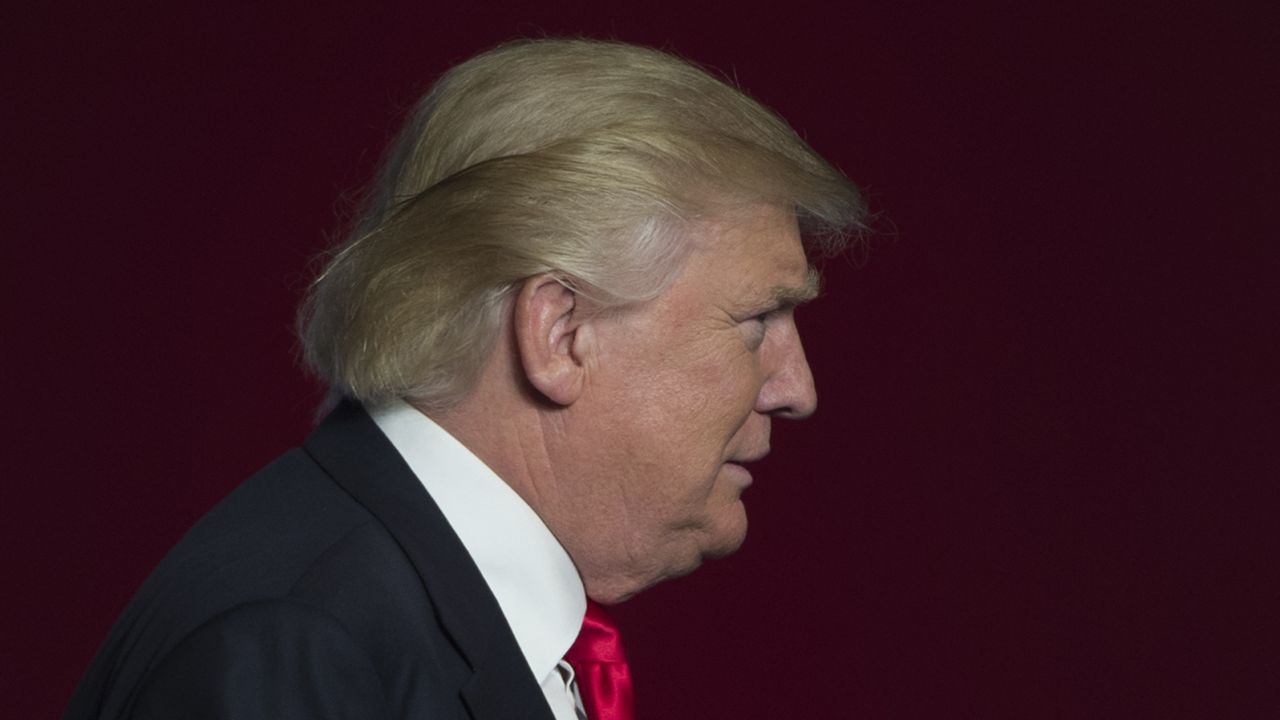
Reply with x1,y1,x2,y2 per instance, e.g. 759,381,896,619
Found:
564,600,635,720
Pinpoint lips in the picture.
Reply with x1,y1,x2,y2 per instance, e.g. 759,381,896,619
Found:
722,461,755,488
730,448,770,465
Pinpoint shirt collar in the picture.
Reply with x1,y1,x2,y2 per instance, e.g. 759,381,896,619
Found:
368,398,586,684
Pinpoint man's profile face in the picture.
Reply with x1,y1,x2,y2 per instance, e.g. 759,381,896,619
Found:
563,203,819,601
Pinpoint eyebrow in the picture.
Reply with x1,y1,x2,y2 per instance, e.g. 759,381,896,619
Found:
769,266,822,308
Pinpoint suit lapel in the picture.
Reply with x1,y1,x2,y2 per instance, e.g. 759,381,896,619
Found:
303,400,555,720
461,636,560,720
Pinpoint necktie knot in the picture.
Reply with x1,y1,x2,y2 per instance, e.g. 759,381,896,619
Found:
565,601,629,664
564,600,635,720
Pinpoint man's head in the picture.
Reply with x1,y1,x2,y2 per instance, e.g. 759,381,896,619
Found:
514,203,822,601
299,38,865,601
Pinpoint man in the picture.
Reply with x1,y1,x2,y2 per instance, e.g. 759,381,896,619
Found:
67,38,865,719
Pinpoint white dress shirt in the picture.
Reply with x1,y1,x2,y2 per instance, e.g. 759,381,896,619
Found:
369,399,586,720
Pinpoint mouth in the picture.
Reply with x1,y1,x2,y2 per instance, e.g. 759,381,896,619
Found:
722,461,756,489
724,446,769,489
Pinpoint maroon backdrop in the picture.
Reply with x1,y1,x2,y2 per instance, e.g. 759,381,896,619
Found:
5,2,1276,717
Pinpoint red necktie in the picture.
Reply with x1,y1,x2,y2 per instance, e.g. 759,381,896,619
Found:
564,600,635,720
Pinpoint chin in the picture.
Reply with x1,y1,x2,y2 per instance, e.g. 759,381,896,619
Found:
705,530,747,560
702,507,749,560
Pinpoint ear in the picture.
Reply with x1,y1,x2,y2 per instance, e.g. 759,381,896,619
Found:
513,274,590,406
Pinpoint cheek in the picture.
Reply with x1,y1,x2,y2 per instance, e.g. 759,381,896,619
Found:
657,358,758,461
699,351,764,431
600,330,762,487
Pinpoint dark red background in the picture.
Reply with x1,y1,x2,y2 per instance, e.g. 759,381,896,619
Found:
5,2,1276,717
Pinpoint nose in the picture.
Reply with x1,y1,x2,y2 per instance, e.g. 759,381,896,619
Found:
755,317,818,419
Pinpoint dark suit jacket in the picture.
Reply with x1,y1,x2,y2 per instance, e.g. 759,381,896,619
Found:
66,401,557,720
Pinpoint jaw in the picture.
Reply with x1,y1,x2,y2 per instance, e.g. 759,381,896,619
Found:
581,556,704,605
576,505,748,605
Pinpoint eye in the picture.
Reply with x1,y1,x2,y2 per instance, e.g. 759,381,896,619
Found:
742,310,773,350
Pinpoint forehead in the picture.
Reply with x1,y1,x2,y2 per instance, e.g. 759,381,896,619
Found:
684,205,812,303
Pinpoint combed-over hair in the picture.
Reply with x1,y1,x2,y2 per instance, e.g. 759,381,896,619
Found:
298,38,866,409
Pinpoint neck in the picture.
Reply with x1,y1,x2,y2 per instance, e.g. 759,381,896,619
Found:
418,379,557,521
414,343,651,605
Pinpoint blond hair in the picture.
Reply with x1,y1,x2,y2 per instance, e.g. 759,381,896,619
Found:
299,38,866,408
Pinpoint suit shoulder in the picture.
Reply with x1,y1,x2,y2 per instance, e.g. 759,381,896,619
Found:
67,447,385,719
130,597,392,719
155,447,376,598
